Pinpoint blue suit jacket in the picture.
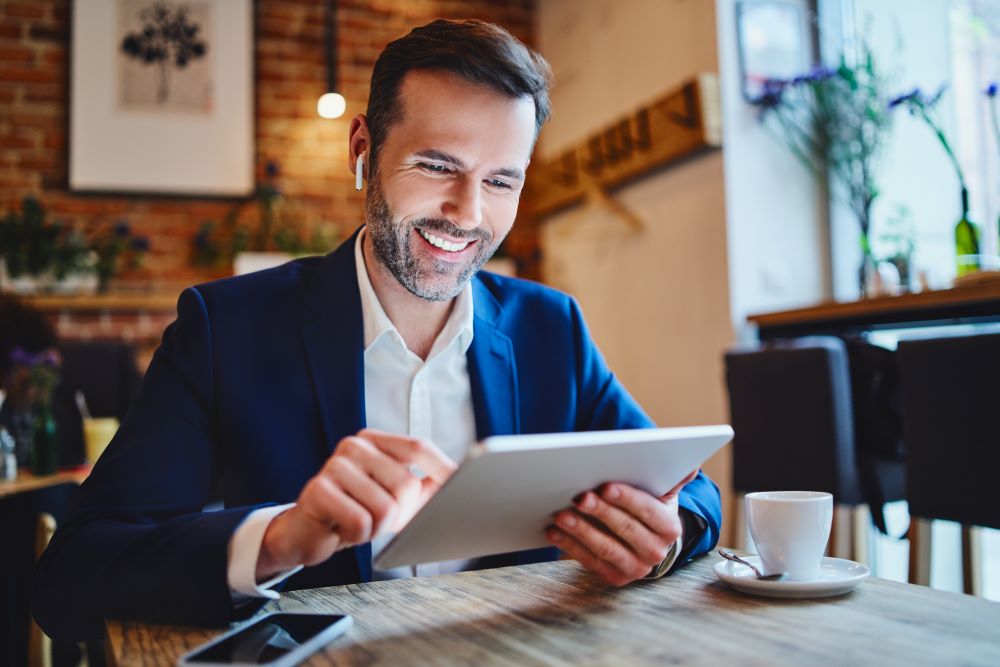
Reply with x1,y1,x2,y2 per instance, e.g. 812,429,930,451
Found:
33,230,721,641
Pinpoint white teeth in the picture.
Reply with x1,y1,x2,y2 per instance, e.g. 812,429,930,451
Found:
418,229,471,252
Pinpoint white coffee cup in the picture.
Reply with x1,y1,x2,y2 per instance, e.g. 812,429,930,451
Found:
745,491,833,581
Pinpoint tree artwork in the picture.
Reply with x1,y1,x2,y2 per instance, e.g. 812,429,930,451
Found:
120,1,207,104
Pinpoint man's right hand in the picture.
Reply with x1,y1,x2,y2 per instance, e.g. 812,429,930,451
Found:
256,429,456,581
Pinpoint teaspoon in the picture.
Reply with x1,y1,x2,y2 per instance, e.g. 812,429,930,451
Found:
718,549,787,581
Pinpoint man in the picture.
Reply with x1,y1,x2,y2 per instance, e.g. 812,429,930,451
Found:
33,19,721,642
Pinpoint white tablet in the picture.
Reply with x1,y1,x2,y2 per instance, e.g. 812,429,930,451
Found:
374,425,733,570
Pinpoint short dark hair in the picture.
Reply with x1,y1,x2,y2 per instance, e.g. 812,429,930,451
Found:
365,19,552,170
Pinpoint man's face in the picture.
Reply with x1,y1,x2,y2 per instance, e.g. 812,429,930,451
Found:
365,69,537,301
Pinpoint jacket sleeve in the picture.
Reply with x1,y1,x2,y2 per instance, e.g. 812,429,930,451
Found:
567,296,722,567
32,288,267,642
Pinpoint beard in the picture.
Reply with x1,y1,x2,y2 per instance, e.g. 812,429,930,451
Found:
364,174,504,302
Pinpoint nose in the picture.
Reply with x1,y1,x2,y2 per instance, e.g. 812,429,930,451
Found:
440,175,483,231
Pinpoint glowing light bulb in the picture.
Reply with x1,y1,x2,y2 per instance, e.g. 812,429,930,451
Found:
317,92,346,119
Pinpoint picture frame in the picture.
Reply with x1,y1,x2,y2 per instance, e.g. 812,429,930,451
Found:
69,0,255,197
736,1,811,103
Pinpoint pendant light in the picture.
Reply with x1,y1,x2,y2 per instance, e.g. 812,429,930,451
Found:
317,0,346,119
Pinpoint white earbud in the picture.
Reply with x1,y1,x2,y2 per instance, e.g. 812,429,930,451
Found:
355,152,365,191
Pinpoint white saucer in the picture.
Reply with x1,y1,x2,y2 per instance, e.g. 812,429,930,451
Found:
714,555,869,599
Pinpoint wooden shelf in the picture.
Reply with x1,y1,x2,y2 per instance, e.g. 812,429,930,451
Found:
749,277,1000,339
21,292,180,313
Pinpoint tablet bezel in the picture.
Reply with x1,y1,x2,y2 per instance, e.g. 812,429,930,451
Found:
373,425,732,570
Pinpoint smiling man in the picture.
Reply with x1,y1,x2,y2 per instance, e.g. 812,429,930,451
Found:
33,19,721,642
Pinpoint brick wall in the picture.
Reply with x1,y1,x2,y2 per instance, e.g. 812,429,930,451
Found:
0,0,536,291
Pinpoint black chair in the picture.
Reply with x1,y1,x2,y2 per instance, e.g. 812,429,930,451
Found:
897,331,1000,594
51,341,143,467
0,483,81,667
57,340,142,421
725,336,906,558
0,342,139,667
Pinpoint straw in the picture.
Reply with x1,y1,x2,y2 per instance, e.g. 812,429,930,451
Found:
75,390,92,420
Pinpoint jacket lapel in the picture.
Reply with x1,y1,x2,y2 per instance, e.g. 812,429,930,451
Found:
299,228,372,581
468,278,520,439
300,229,367,452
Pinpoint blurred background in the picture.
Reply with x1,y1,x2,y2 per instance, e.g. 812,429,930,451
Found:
1,1,999,662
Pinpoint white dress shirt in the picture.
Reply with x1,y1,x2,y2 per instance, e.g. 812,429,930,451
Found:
227,228,478,598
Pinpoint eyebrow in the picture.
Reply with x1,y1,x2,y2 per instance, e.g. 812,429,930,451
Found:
413,149,525,181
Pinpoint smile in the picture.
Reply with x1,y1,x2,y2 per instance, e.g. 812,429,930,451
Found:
418,229,473,253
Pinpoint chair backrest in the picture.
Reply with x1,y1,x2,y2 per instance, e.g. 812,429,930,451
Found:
725,336,862,503
897,331,1000,529
48,341,142,467
57,341,142,421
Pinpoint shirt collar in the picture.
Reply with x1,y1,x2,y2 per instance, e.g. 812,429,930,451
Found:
354,227,474,356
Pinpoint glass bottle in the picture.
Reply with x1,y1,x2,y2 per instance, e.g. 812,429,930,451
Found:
31,404,58,476
0,427,16,481
955,187,980,276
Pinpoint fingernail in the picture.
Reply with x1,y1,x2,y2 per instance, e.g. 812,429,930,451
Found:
604,484,621,500
547,527,563,543
575,492,596,511
557,512,577,528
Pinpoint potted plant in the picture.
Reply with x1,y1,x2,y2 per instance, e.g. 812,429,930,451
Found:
190,161,340,275
0,197,92,294
18,348,60,475
89,220,151,292
0,197,150,294
875,203,916,291
754,42,894,297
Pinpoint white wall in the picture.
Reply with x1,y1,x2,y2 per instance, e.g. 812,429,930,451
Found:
537,0,721,156
717,0,830,333
535,0,834,544
536,0,735,538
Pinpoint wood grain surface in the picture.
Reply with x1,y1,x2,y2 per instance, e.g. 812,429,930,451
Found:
106,554,1000,666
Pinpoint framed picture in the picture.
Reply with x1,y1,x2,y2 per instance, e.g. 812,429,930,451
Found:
736,1,811,103
69,0,254,197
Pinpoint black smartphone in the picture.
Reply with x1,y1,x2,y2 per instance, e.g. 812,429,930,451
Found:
178,612,353,666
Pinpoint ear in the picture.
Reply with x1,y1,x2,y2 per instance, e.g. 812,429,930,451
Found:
348,114,370,178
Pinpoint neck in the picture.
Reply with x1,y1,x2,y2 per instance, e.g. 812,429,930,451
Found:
361,232,454,360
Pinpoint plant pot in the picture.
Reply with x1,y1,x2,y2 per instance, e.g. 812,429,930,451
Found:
0,259,99,295
50,272,99,295
1,259,50,294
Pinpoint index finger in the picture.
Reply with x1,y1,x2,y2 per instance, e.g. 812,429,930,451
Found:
356,428,457,483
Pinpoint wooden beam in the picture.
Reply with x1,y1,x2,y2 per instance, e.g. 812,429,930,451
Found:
526,73,721,221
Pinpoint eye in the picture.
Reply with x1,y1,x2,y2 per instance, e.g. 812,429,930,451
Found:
486,178,513,190
418,162,451,174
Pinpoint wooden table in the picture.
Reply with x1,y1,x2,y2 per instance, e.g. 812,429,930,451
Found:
0,468,89,499
748,277,1000,339
107,553,1000,666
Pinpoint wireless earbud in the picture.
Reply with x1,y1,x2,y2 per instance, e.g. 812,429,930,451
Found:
355,152,365,191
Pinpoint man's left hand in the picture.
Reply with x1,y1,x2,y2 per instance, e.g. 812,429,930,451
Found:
545,469,699,587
